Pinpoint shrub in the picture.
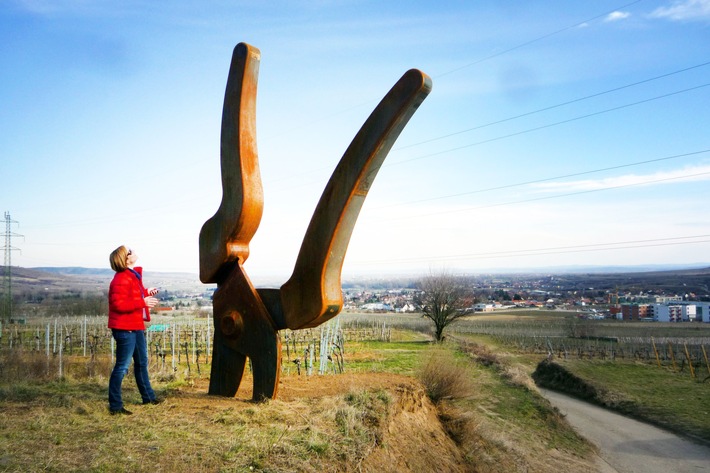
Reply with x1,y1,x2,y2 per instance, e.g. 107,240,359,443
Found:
418,349,474,403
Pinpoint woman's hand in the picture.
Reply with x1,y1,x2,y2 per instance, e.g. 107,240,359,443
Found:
147,287,159,296
144,296,159,308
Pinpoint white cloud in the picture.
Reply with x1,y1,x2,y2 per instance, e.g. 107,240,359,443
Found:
530,164,710,193
650,0,710,21
605,11,631,22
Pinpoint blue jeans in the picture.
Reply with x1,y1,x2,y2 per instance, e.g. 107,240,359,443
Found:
108,329,156,411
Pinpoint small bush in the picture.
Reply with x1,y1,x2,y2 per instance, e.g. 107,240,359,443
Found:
418,350,475,403
459,340,502,369
531,360,599,401
0,349,57,381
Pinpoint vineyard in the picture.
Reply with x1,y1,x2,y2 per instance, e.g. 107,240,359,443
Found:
449,313,710,380
2,309,710,472
0,314,398,383
341,310,710,379
3,310,710,382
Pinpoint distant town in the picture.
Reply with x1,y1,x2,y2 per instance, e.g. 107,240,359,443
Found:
339,271,710,323
154,267,710,323
4,266,710,323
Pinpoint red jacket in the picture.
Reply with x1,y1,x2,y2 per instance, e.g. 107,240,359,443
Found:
108,266,151,330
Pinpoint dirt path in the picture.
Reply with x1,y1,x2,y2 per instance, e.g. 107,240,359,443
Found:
541,389,710,473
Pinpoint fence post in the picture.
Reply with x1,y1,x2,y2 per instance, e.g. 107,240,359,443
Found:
172,323,177,372
668,342,677,371
206,319,210,364
45,323,50,359
192,319,197,365
58,334,64,379
702,345,710,377
683,343,696,379
82,315,87,357
308,343,314,376
651,337,661,368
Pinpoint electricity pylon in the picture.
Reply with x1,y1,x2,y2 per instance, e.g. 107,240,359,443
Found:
2,212,22,324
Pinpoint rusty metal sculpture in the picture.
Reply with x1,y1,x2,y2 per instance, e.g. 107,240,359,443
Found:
199,42,431,400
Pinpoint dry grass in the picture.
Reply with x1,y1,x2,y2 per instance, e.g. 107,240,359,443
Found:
0,378,397,472
0,339,600,473
0,348,114,384
418,348,475,403
417,342,597,473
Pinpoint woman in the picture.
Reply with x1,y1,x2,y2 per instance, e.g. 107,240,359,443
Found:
107,245,163,415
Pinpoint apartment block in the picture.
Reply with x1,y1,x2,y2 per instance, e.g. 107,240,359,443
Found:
650,303,696,322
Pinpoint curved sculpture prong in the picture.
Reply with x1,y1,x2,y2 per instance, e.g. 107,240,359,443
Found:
280,69,432,329
198,43,280,400
199,43,263,285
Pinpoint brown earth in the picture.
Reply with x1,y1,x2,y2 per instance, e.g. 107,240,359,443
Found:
177,373,465,472
0,367,606,472
171,371,603,473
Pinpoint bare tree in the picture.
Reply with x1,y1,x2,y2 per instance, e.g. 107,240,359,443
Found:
415,273,473,341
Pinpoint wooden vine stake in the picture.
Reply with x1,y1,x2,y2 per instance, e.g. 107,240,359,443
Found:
668,342,677,372
683,343,696,379
651,337,661,368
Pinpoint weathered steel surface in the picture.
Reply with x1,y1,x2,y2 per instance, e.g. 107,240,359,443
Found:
199,43,262,285
199,42,431,400
281,69,432,329
209,262,281,399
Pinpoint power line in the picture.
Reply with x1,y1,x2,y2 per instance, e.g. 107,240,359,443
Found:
38,148,709,238
260,1,647,147
434,0,644,78
265,63,710,202
387,82,710,167
398,60,710,151
41,74,706,228
259,1,652,185
374,149,710,210
267,60,710,191
373,169,710,223
351,234,710,266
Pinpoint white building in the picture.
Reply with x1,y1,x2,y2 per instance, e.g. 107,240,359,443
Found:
655,295,682,303
651,304,696,322
396,303,416,313
472,303,495,312
361,302,392,312
676,301,710,323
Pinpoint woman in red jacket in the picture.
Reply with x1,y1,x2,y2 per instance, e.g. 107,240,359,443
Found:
107,245,163,415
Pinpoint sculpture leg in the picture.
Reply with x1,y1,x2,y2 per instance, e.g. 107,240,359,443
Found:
211,263,282,401
250,332,281,401
208,327,247,396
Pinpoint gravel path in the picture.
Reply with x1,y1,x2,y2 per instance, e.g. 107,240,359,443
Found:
541,389,710,473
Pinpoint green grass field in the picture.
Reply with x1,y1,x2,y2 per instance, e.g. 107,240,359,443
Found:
537,358,710,443
454,313,710,445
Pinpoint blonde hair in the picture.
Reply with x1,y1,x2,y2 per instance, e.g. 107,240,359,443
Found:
109,245,129,272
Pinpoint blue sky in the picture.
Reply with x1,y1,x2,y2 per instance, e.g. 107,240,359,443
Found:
1,0,709,281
